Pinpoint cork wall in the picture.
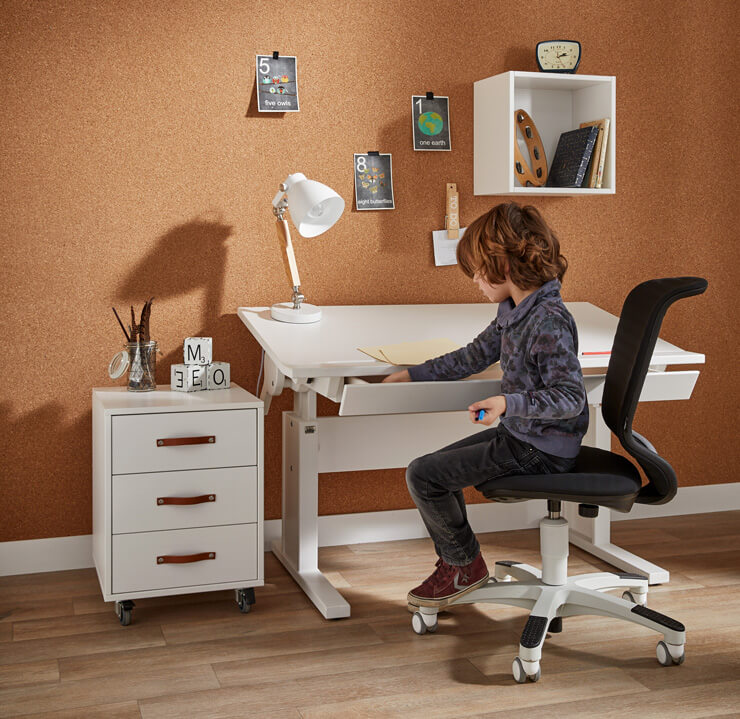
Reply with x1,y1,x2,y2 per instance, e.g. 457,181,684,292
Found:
1,0,738,542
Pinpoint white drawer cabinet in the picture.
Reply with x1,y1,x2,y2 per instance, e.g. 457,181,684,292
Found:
93,384,264,626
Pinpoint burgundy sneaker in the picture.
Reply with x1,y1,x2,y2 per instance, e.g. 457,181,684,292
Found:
408,552,489,608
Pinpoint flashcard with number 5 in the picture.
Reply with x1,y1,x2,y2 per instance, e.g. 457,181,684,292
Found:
256,54,299,112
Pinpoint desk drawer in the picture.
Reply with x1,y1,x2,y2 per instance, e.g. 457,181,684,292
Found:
112,523,258,594
112,409,256,474
338,377,503,416
112,466,258,534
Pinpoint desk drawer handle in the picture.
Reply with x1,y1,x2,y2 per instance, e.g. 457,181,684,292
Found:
156,436,215,447
157,494,216,506
157,552,216,564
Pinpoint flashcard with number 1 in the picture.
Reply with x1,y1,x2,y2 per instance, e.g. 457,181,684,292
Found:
412,95,451,151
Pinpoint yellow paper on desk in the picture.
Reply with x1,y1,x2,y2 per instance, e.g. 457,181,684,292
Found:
357,338,461,365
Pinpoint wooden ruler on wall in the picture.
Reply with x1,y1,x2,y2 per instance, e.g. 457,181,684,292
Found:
445,183,459,239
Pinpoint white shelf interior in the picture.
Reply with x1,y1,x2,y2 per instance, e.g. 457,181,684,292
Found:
474,71,616,196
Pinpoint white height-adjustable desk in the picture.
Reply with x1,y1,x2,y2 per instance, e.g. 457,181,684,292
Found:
237,303,704,619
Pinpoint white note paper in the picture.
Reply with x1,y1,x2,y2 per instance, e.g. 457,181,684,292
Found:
432,227,466,266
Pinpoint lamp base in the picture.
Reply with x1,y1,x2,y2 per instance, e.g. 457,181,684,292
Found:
271,302,322,324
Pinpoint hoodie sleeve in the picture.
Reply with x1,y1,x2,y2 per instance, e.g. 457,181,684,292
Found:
503,314,586,419
407,321,502,381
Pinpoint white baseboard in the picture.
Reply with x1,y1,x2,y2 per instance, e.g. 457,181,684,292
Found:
1,483,738,577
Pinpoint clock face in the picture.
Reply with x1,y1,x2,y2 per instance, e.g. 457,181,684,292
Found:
537,41,581,73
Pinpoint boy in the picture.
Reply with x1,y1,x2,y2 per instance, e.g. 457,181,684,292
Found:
383,202,588,608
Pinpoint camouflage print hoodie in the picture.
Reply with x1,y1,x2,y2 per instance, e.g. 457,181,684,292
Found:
407,278,588,458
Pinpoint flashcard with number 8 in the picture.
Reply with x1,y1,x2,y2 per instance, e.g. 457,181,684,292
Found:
353,153,395,210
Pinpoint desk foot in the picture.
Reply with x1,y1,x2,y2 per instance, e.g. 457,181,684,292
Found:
568,530,669,585
271,540,351,619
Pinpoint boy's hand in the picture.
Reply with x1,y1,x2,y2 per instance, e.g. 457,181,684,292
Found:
382,369,411,383
469,395,507,425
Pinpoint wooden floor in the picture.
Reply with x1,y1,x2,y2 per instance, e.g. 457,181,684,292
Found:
1,511,739,718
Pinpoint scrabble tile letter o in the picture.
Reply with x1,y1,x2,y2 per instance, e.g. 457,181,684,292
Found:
208,362,231,389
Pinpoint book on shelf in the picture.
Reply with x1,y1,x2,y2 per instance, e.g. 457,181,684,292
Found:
580,118,610,188
545,125,599,188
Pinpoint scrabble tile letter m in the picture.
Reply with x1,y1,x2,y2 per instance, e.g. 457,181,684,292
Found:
184,337,213,365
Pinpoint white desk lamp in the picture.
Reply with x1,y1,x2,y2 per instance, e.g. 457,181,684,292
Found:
271,172,344,323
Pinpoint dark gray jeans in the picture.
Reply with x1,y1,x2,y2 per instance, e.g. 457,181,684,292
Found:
405,424,576,567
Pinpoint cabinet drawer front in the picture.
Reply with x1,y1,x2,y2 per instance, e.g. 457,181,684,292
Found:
112,524,258,594
112,467,258,534
112,409,256,474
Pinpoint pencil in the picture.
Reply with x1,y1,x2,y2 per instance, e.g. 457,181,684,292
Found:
112,307,130,341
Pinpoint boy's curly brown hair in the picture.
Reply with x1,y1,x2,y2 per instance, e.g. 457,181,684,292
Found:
456,203,568,289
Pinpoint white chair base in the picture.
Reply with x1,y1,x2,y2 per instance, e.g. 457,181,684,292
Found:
409,513,686,683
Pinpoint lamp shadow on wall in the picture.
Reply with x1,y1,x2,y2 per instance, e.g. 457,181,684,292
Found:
114,218,255,387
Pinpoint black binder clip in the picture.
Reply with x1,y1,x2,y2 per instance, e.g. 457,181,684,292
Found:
272,51,279,59
426,91,434,99
367,151,380,156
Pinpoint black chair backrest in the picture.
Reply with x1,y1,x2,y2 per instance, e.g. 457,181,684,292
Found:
602,277,708,504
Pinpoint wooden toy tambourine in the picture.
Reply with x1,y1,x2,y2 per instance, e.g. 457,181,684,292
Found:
513,109,547,186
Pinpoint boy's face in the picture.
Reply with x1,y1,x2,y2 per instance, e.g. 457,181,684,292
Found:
473,271,511,303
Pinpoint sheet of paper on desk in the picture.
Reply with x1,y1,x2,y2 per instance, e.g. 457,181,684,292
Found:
433,227,466,266
358,338,461,365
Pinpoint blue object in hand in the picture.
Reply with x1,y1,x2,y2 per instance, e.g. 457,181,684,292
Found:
476,409,486,422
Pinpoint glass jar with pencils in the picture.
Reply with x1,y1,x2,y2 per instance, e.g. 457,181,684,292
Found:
109,341,158,391
109,299,158,391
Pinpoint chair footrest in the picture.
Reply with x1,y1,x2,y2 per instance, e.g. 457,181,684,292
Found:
520,615,548,648
631,604,685,632
616,571,648,581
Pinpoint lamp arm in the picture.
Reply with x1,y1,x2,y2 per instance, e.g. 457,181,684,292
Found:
275,217,302,289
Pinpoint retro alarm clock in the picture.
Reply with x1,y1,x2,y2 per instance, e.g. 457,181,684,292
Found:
536,40,581,73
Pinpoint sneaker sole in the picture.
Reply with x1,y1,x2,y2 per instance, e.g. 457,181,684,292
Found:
407,572,490,609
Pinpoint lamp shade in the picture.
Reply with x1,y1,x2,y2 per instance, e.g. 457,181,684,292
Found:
282,173,344,238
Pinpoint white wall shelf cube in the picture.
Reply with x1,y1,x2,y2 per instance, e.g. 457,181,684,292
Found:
474,71,616,196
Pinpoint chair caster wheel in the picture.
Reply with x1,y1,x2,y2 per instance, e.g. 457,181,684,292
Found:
657,641,685,666
512,657,540,683
622,590,647,606
411,610,438,635
412,612,427,635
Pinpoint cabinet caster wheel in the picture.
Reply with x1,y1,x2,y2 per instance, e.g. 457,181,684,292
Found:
622,590,647,606
512,657,540,683
235,588,256,614
115,600,134,626
656,640,684,666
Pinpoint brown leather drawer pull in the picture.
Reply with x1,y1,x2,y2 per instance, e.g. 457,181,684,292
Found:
156,436,215,447
157,494,216,506
157,552,216,564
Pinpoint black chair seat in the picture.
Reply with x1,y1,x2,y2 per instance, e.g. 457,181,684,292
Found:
477,446,643,513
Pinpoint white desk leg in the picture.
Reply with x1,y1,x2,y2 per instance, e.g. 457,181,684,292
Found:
565,405,670,584
272,389,351,619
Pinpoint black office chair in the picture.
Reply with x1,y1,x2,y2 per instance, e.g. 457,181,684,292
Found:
409,277,708,683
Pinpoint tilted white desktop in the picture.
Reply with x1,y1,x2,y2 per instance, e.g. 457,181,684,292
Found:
237,302,704,619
